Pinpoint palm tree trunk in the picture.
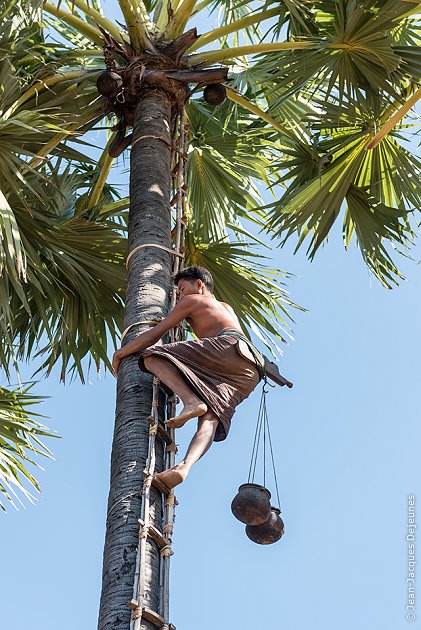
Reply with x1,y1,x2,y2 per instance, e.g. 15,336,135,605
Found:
98,87,174,630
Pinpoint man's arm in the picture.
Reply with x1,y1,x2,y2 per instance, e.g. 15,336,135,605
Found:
112,297,193,375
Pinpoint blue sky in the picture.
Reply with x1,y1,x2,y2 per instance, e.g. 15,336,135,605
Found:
1,3,420,629
2,233,419,630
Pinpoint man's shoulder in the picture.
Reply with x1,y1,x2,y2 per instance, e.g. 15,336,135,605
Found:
176,294,206,310
185,294,214,303
182,294,220,312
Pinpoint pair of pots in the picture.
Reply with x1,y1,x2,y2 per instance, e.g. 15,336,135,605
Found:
231,483,285,545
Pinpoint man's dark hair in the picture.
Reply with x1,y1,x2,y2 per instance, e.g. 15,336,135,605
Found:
173,266,214,292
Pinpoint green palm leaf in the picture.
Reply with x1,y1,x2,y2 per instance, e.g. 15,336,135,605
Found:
1,167,127,382
253,0,420,111
187,98,276,240
185,225,304,354
344,184,413,288
0,384,55,512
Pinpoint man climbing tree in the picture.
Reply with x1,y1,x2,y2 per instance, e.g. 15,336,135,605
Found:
2,1,419,627
112,266,262,489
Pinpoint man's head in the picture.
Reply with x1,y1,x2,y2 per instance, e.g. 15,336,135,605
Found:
174,266,214,298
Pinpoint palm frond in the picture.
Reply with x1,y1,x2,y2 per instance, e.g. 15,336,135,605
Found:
186,98,276,240
344,184,413,288
252,1,420,108
264,0,317,37
1,167,127,382
185,225,303,354
203,0,266,44
267,104,420,287
0,384,56,512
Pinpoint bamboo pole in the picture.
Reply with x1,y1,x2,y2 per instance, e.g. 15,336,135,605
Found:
172,111,187,283
159,111,188,627
131,378,160,630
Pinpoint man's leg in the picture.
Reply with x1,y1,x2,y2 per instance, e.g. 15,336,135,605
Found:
155,411,219,489
143,355,207,427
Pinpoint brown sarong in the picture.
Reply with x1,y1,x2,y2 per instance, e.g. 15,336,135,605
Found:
138,332,261,442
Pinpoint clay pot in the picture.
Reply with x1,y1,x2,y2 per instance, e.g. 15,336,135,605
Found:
231,483,272,525
245,507,285,545
96,71,123,98
204,83,227,105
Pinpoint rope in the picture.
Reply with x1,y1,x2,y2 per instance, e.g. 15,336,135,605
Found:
120,319,162,342
126,243,184,268
247,377,281,509
265,395,281,509
248,386,265,483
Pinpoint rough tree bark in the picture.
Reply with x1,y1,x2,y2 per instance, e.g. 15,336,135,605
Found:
98,87,173,630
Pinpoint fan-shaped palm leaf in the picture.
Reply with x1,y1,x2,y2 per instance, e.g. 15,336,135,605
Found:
187,98,276,240
0,384,55,511
1,167,127,382
253,0,419,109
185,225,303,353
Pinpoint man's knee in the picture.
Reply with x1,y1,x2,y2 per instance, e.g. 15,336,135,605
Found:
143,355,158,372
143,354,156,370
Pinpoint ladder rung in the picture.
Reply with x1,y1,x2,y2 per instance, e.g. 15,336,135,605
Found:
149,524,169,548
146,417,175,446
138,519,169,549
143,469,173,497
151,474,171,497
157,424,175,446
127,603,170,628
142,606,165,627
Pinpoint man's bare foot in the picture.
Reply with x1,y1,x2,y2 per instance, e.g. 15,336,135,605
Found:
154,464,188,490
165,400,207,429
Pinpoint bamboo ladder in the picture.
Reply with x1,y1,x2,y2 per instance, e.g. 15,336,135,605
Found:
128,112,189,630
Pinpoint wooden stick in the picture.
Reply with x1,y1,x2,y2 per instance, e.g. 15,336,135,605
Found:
264,357,293,388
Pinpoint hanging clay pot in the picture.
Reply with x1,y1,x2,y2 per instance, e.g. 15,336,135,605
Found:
96,71,123,98
204,83,227,105
231,483,272,525
245,507,285,545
